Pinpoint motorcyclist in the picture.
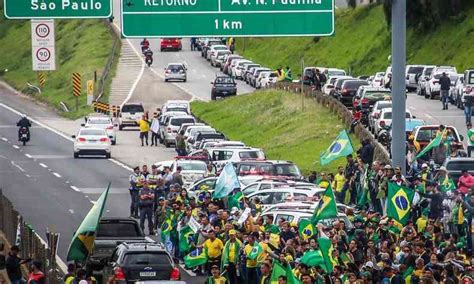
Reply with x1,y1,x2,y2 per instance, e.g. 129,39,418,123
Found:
16,116,31,141
140,38,150,53
144,48,153,66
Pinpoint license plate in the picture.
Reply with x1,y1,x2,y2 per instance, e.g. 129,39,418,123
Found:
89,140,97,143
140,271,156,277
167,45,172,47
22,134,27,138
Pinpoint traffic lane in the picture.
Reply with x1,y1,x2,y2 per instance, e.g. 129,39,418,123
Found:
406,92,467,136
0,140,97,260
130,38,255,101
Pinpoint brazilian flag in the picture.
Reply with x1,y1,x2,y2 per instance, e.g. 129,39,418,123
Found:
317,236,338,273
312,185,338,223
184,247,208,268
320,130,354,166
298,219,315,241
161,218,173,242
66,184,110,262
300,250,325,269
228,191,244,209
247,243,263,260
178,225,194,253
416,129,445,159
387,183,415,225
270,261,286,283
440,176,456,192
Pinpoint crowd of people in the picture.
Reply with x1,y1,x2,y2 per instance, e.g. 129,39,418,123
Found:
122,138,473,284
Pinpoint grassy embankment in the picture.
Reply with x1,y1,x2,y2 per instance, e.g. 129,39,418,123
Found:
191,90,360,174
237,4,474,76
0,14,119,119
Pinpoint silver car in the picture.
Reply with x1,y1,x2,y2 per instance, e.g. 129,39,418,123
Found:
164,63,187,82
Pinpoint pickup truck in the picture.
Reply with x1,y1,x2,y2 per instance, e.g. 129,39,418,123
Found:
86,217,154,271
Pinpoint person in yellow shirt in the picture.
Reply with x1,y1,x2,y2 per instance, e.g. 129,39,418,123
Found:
244,232,261,284
332,166,346,201
203,230,224,275
222,230,242,284
138,115,150,146
206,265,228,284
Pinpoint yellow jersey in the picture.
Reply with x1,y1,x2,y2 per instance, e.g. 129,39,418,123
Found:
203,238,224,258
138,119,150,132
332,173,345,192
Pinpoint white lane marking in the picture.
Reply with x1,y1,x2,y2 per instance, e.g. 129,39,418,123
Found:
39,163,48,168
426,114,433,119
0,155,6,159
52,172,62,178
11,161,25,172
1,137,7,142
68,209,75,214
25,174,31,178
108,158,133,171
25,153,32,158
70,186,81,192
179,264,196,277
12,145,19,149
90,200,97,205
0,102,135,173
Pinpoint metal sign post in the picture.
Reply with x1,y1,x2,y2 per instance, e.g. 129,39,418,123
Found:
391,0,407,173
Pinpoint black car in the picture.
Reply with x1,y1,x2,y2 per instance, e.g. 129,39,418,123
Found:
211,76,237,100
337,79,370,107
106,243,180,283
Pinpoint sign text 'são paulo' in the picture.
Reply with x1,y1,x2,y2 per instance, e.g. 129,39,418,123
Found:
4,0,112,19
121,0,335,37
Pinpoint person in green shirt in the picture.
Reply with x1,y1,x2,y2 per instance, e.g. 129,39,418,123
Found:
264,215,280,234
467,124,474,157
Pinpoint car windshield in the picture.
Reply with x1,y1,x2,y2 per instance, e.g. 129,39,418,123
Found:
468,72,474,84
425,68,434,76
178,162,207,171
190,128,214,136
166,107,188,113
170,117,195,126
433,74,442,79
383,112,410,119
269,73,278,78
167,65,184,71
215,77,234,84
239,151,262,159
364,91,391,100
416,127,459,142
123,252,171,265
122,105,144,113
79,129,105,136
217,51,231,56
446,160,474,171
376,102,392,110
275,164,301,176
96,222,140,237
238,164,273,175
407,66,424,74
344,81,369,89
329,70,345,76
88,118,111,125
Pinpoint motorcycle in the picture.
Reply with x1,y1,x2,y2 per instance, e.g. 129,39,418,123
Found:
145,55,152,67
360,109,370,128
377,124,391,148
19,127,30,146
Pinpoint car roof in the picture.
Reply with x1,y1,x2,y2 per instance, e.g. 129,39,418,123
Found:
169,115,194,120
248,187,323,195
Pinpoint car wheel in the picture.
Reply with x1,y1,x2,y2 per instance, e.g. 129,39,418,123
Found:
105,153,111,159
211,93,216,100
119,124,123,131
183,79,187,82
164,141,170,148
112,140,116,145
165,79,168,82
73,152,79,159
161,48,164,52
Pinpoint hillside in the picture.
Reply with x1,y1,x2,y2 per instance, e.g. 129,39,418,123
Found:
0,14,118,119
191,90,360,174
237,4,474,76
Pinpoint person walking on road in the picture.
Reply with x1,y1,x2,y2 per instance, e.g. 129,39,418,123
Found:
139,182,155,235
138,115,150,146
439,72,451,110
464,89,473,126
172,166,184,187
150,113,159,146
129,167,141,218
175,130,187,156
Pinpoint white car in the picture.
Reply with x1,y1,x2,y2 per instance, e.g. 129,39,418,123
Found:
405,65,426,91
158,111,188,143
374,108,413,137
451,75,465,108
206,45,228,61
164,63,187,82
162,115,196,147
368,100,392,133
154,159,208,188
162,100,190,114
425,72,456,99
231,59,252,79
185,126,216,150
118,103,144,130
372,72,385,87
258,72,278,88
326,68,346,78
263,201,354,215
416,65,435,96
255,71,271,89
73,128,111,159
84,115,117,145
178,122,205,136
242,180,318,196
189,147,265,172
261,210,354,229
246,188,324,211
211,50,231,67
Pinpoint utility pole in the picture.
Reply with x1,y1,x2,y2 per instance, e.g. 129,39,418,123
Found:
391,0,406,173
301,58,305,111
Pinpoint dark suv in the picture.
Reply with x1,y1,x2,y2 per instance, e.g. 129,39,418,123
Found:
106,243,180,283
211,76,237,100
337,79,370,107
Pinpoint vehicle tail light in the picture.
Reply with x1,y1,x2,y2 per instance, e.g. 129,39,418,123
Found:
106,126,113,130
100,137,109,142
114,267,125,280
170,267,180,280
167,127,172,133
78,138,86,142
433,80,439,84
352,101,359,108
361,98,369,104
379,120,386,127
304,76,309,80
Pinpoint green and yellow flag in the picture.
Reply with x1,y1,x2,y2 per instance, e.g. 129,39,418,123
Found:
178,225,194,253
387,183,415,225
440,176,456,192
298,219,315,241
228,191,244,209
270,261,286,284
247,243,263,260
66,183,110,262
320,130,354,166
312,185,338,223
161,217,173,242
184,248,208,268
300,250,325,269
317,236,338,273
416,130,445,159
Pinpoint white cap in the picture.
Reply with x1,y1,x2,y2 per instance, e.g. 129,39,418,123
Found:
364,261,374,268
230,207,239,214
79,281,88,284
422,163,428,168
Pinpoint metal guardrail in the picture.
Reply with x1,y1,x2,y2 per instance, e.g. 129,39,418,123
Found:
0,189,65,283
95,22,121,103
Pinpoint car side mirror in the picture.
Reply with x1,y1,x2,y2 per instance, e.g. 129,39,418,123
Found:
210,82,214,84
71,135,76,139
80,123,85,127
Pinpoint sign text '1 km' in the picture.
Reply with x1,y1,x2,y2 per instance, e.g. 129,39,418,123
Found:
121,0,335,37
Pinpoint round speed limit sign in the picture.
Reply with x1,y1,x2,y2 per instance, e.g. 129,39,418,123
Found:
36,48,51,62
35,24,50,38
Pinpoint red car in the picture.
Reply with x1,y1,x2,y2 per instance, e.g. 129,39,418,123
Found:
160,38,182,52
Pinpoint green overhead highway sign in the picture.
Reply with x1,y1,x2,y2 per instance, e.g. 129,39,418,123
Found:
121,0,335,37
4,0,112,19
